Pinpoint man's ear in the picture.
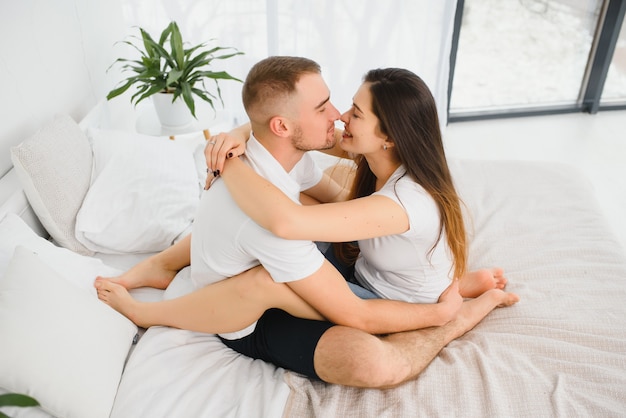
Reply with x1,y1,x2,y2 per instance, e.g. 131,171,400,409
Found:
268,116,290,137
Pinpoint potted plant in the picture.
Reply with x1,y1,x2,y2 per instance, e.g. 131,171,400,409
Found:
106,21,243,127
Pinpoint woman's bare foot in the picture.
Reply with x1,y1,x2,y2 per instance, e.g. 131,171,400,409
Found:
95,279,149,328
97,257,178,290
459,267,507,299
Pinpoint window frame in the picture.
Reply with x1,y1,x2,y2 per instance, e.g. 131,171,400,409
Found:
447,0,626,123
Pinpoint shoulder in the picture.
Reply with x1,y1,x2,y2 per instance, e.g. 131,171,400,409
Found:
294,153,323,190
377,169,428,200
376,171,438,220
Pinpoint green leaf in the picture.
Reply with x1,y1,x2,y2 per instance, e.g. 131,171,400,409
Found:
166,69,183,87
106,80,133,100
134,83,167,105
139,28,157,58
180,81,196,117
192,70,242,82
191,87,217,111
169,22,185,70
0,393,40,408
158,22,174,46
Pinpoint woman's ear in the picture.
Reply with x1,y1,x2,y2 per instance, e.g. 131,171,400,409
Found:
268,116,290,137
383,140,395,150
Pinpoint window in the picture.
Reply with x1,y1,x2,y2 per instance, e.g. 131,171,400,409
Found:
601,16,626,104
449,0,626,120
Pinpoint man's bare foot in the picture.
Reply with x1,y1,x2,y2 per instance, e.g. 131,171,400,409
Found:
95,279,149,328
97,257,178,290
459,267,507,299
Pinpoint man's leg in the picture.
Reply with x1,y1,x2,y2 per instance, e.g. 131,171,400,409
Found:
314,288,519,388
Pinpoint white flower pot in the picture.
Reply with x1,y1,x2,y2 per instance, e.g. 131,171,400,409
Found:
152,92,194,128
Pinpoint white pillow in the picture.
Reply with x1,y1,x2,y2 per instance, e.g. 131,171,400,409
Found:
75,128,200,254
0,213,121,293
10,114,94,255
0,246,138,418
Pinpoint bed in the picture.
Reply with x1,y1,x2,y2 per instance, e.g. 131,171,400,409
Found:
1,108,625,418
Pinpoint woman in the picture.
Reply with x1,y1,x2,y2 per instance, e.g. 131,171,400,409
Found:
96,68,508,333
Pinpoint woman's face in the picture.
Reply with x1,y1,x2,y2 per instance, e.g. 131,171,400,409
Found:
339,82,386,155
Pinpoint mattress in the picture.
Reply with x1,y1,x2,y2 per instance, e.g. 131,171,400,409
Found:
2,156,625,418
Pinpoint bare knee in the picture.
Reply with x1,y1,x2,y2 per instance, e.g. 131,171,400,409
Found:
314,327,410,389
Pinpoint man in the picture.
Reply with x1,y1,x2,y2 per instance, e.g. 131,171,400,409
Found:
96,56,518,388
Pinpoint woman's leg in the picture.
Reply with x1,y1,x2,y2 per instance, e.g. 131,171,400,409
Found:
95,265,324,334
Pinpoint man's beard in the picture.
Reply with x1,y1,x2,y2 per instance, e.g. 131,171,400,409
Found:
291,124,335,152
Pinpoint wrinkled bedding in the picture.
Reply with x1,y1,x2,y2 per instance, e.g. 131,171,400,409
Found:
283,159,626,417
91,159,626,418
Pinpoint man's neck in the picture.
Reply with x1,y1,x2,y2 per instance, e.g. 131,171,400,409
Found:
254,133,305,173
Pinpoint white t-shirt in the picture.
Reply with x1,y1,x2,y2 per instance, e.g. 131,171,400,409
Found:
190,134,325,339
353,166,452,303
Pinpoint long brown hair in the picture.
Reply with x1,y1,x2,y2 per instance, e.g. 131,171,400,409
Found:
336,68,467,280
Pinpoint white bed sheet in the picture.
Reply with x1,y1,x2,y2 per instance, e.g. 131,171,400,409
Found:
111,327,290,418
109,266,291,418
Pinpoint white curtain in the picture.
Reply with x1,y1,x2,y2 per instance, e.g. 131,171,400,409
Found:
120,0,457,127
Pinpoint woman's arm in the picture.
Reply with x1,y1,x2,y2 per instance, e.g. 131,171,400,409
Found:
207,126,350,175
221,157,409,242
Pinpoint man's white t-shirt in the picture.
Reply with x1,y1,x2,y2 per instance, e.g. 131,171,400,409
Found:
353,166,453,304
190,134,325,339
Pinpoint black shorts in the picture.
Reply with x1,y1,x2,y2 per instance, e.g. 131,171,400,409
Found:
219,308,334,380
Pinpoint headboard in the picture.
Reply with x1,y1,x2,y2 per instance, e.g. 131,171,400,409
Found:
0,168,45,237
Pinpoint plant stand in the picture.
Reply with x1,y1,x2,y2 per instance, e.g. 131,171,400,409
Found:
135,100,230,140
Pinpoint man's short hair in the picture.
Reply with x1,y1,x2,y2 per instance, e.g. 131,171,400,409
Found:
242,56,321,124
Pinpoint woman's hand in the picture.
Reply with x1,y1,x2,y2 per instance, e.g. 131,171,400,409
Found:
435,281,463,325
205,132,245,175
204,123,251,189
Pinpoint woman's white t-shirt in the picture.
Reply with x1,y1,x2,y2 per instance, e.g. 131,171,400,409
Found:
353,166,453,303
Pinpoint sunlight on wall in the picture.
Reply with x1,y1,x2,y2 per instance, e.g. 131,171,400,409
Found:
117,0,457,127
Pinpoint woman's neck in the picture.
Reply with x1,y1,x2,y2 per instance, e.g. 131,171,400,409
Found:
365,154,401,191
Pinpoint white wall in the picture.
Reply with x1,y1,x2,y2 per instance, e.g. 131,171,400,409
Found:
0,0,457,177
0,0,127,175
118,0,457,129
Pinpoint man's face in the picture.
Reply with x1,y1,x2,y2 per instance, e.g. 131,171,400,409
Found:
290,73,340,152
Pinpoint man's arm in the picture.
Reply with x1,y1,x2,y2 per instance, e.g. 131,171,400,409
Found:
302,170,351,203
287,259,462,335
